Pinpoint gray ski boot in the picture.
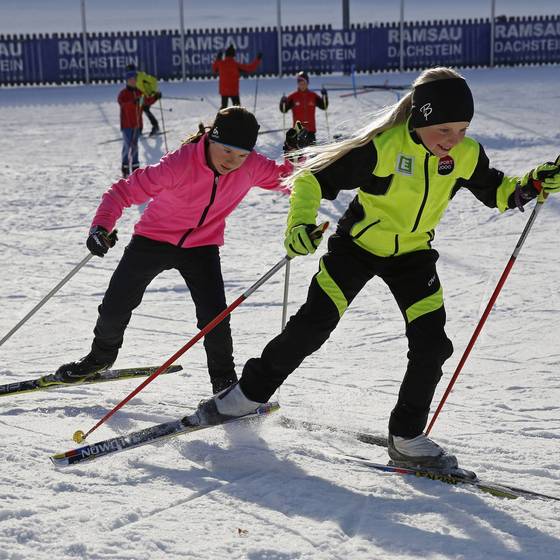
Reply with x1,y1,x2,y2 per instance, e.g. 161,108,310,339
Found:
191,383,264,426
388,433,459,471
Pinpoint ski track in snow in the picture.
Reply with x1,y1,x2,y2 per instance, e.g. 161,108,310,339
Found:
1,64,560,559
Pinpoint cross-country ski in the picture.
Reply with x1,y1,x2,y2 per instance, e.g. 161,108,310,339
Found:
50,401,279,467
0,365,183,397
337,454,560,502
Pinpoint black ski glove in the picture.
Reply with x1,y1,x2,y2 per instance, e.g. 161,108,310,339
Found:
256,52,263,60
86,226,118,257
284,121,313,152
216,51,223,61
279,96,289,113
321,87,329,109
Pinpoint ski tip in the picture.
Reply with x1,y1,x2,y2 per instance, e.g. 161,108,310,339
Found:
49,452,71,467
257,401,280,415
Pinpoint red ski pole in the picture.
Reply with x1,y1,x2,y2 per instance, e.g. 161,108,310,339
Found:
72,222,329,443
426,192,548,435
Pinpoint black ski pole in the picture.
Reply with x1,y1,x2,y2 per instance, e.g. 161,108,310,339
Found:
253,75,260,114
165,95,204,102
158,98,169,153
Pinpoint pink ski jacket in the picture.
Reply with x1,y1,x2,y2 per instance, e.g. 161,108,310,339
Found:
92,135,291,248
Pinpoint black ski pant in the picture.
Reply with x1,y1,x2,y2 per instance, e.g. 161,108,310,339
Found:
142,105,159,129
240,234,453,437
90,235,235,383
220,95,241,109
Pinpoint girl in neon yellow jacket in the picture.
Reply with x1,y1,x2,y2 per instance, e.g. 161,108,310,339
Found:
194,66,560,470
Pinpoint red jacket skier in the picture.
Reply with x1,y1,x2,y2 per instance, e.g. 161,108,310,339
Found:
280,71,329,142
118,80,143,129
118,70,144,177
212,44,262,108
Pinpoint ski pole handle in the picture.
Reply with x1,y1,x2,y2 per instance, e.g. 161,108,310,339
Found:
308,221,329,242
0,253,94,349
303,221,329,243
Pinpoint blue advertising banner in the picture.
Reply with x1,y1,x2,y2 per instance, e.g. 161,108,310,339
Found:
280,26,357,74
402,20,490,69
55,33,139,82
358,20,490,72
493,16,560,64
0,15,558,87
0,35,42,84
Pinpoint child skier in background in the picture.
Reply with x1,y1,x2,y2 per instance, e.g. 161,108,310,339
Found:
126,63,162,136
212,45,262,109
279,71,329,143
52,107,313,394
192,67,560,470
118,69,143,178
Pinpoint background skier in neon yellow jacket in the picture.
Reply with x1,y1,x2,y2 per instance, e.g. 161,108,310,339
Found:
126,64,161,136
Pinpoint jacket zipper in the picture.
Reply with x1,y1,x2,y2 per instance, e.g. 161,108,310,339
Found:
411,153,430,233
177,173,219,247
392,234,399,256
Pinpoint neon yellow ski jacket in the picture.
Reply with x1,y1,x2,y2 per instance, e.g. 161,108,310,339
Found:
288,121,523,257
135,71,159,97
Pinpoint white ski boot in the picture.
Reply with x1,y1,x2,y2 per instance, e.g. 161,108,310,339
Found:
194,383,264,426
388,433,458,471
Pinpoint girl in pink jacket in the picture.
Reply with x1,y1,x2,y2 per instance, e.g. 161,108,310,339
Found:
55,107,292,393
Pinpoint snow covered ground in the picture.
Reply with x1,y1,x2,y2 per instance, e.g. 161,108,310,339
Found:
1,50,560,560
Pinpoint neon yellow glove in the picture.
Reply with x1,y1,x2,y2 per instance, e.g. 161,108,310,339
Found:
541,171,560,194
284,224,323,258
520,158,560,194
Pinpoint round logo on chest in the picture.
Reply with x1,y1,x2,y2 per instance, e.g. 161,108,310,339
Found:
438,155,454,175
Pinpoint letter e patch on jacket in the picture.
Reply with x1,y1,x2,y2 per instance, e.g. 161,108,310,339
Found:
396,154,414,176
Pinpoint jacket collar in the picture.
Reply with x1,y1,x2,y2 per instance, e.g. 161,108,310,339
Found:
405,119,431,156
194,133,215,174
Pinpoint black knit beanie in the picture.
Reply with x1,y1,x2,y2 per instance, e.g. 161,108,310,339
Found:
225,45,236,57
208,107,260,152
410,77,474,129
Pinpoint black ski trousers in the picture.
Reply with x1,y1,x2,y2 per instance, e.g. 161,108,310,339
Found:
142,106,159,129
240,234,453,437
220,95,241,109
90,235,235,382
